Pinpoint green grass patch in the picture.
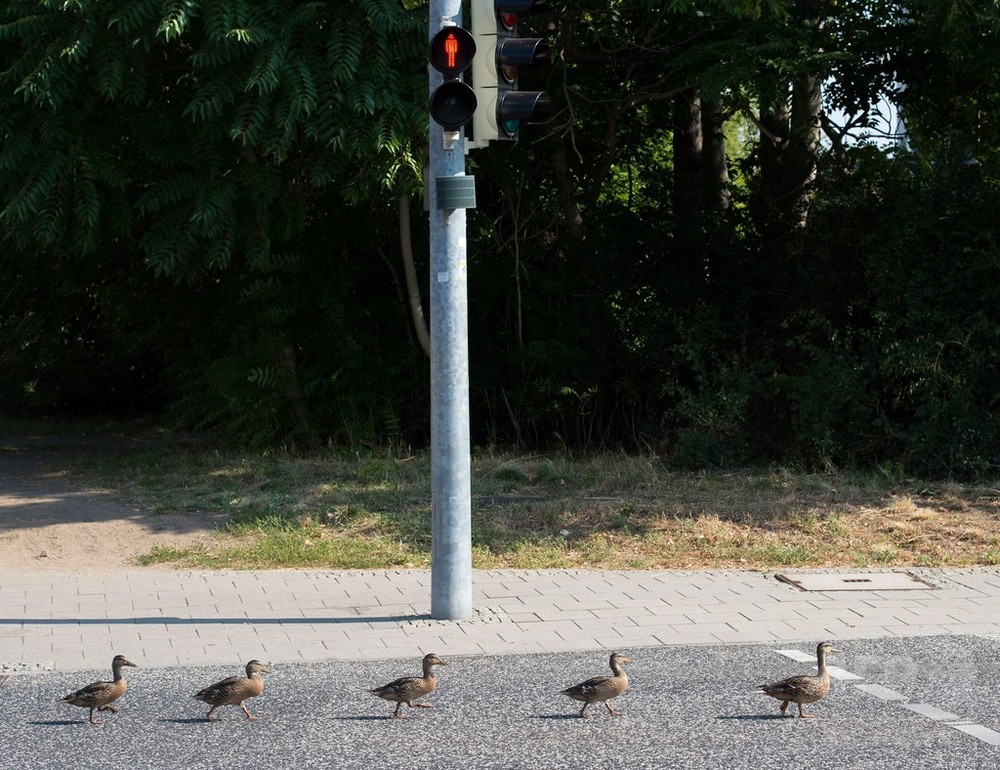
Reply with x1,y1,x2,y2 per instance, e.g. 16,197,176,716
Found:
748,542,813,566
62,439,1000,571
135,544,202,566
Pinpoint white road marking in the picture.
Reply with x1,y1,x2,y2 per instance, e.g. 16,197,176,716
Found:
900,702,962,721
772,645,1000,748
827,665,862,681
854,683,909,701
950,723,1000,747
773,649,814,662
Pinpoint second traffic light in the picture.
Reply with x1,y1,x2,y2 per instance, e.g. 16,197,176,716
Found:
471,0,552,145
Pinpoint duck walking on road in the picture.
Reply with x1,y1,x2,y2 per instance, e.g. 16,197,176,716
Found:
61,654,138,725
758,641,839,718
561,652,631,718
194,660,270,721
370,653,447,718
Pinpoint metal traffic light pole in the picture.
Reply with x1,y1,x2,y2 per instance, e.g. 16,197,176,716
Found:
428,0,473,621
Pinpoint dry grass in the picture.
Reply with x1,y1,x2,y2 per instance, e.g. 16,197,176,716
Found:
74,446,1000,570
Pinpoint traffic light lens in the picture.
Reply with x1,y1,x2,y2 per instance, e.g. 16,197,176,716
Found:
496,38,549,83
430,81,478,130
497,91,551,137
500,12,518,30
429,27,476,75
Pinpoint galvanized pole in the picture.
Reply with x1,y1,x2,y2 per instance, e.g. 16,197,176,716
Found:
428,0,473,620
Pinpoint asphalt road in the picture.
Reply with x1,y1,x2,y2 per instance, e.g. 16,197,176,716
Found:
2,636,998,770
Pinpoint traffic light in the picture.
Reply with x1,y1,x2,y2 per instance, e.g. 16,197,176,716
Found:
428,24,477,131
471,0,552,145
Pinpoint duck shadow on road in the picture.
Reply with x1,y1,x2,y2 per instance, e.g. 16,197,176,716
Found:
159,717,212,725
29,719,88,727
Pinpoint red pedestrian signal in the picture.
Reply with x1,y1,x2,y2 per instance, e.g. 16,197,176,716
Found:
428,25,478,131
429,26,476,76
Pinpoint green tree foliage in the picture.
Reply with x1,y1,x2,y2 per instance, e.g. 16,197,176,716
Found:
1,0,425,271
890,0,1000,159
465,0,999,475
1,0,998,476
1,0,428,440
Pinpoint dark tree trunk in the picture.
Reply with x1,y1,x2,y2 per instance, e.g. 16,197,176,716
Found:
760,84,791,218
397,194,430,358
759,71,821,245
760,0,824,241
673,89,703,261
701,97,731,214
551,140,586,240
788,72,821,227
275,332,319,448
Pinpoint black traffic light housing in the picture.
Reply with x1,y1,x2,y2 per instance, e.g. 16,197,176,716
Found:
428,25,478,131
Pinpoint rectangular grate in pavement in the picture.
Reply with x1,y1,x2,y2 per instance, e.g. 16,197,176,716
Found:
775,571,937,592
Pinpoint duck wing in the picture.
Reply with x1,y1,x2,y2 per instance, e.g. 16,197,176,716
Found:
195,675,250,704
63,680,118,707
759,673,825,699
562,674,614,699
371,676,432,701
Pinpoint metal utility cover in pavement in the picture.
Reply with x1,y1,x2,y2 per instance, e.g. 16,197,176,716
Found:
775,572,937,591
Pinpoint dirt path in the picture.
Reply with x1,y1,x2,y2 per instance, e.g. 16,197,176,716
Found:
0,436,224,573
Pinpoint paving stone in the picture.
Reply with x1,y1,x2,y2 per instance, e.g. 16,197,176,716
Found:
4,568,1000,670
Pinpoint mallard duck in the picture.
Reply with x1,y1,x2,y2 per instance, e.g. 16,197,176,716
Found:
370,653,447,718
61,654,138,724
758,641,840,718
194,660,270,721
561,652,631,718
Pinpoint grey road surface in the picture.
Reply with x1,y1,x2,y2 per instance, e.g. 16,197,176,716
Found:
2,635,998,770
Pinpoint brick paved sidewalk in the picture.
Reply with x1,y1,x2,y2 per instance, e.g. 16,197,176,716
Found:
2,567,999,671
